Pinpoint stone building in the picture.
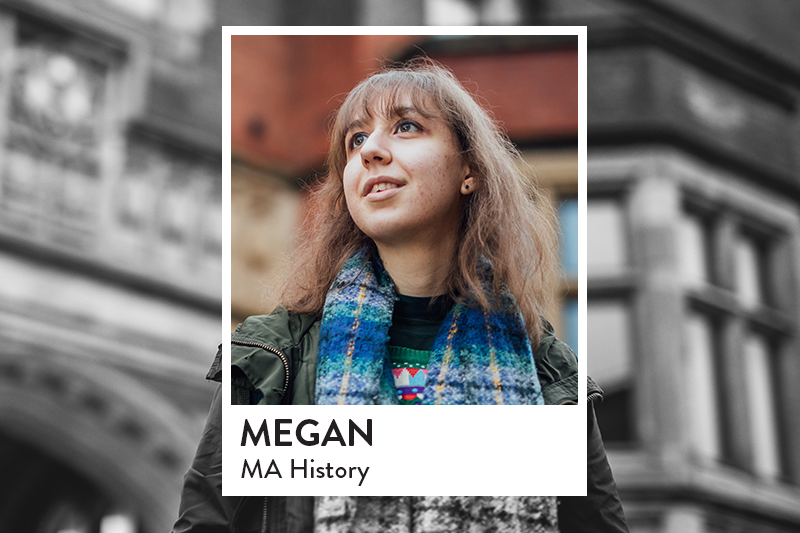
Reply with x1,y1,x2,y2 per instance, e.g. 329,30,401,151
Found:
235,2,800,532
2,1,800,533
0,1,222,531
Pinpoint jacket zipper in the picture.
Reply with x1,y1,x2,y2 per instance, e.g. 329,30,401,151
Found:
231,340,290,395
231,341,287,533
261,496,268,533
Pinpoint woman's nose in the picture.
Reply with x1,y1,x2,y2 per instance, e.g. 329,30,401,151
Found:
360,131,391,167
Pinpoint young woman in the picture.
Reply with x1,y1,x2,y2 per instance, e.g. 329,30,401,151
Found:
174,60,628,533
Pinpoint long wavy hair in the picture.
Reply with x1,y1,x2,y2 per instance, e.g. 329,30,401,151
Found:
277,58,559,346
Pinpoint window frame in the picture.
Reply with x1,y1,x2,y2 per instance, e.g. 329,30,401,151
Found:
680,191,794,482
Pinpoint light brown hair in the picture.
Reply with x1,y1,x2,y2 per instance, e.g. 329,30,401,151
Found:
277,58,558,346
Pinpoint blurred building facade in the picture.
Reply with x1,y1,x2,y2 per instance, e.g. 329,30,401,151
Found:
0,0,223,532
544,1,800,533
562,2,800,533
230,1,800,533
2,1,800,533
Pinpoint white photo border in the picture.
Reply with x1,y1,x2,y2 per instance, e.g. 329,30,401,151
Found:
222,26,588,496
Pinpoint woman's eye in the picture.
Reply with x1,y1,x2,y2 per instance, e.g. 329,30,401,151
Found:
396,121,421,134
349,133,368,150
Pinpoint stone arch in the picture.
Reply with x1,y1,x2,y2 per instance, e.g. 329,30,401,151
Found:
0,346,203,533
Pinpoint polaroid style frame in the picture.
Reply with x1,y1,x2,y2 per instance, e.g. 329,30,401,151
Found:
221,26,587,497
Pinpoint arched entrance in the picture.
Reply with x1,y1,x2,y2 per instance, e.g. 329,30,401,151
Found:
0,345,205,533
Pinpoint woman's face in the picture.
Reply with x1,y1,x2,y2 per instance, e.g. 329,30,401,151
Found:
342,100,470,249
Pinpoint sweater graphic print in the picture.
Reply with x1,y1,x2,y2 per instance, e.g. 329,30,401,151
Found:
387,345,430,405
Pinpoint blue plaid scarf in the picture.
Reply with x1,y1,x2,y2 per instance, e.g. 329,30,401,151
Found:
315,249,544,405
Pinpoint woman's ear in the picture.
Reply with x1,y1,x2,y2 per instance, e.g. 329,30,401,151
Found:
461,175,476,195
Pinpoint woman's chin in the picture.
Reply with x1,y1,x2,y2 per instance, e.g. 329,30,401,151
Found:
359,225,417,250
355,215,406,241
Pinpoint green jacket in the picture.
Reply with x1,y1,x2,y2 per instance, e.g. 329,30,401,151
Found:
173,308,628,533
222,307,582,406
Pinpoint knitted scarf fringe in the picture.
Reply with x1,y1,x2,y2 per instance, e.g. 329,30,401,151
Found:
315,496,559,533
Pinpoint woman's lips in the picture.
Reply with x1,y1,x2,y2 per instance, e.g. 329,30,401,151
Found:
370,182,399,194
365,182,403,201
363,177,404,200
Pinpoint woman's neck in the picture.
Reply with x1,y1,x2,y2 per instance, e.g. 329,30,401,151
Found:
375,238,456,297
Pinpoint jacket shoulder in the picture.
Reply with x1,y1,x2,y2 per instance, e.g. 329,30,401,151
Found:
229,308,320,405
232,307,320,350
205,308,319,385
535,319,580,405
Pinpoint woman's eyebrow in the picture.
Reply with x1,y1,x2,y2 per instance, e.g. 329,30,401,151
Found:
344,116,369,136
344,106,426,136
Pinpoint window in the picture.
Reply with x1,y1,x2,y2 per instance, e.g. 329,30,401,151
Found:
680,209,724,460
425,0,523,25
587,195,634,443
685,312,722,460
587,199,628,275
587,301,632,390
559,198,579,354
680,198,791,481
678,210,713,288
560,198,579,278
735,233,765,310
115,133,222,280
588,299,635,442
743,334,781,480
